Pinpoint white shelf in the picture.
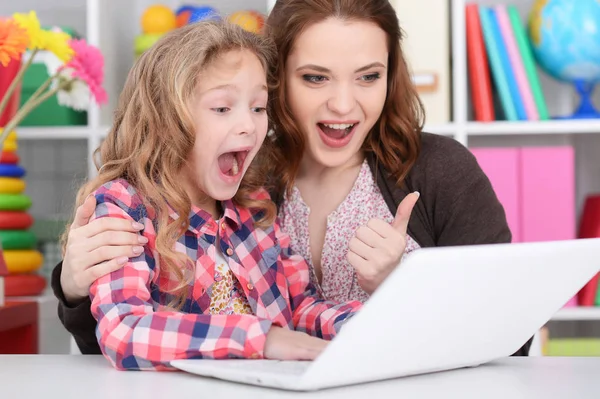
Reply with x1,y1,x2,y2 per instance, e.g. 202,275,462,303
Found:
424,123,457,136
466,120,600,136
551,307,600,321
15,126,93,140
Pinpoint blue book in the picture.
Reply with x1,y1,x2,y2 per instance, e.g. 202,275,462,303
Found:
488,7,527,120
479,6,518,121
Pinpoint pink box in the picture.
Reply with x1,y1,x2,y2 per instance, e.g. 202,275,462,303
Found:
520,147,575,242
471,148,522,242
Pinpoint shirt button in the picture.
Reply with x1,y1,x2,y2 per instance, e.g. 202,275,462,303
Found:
226,248,234,256
250,353,260,359
247,283,254,290
221,222,227,230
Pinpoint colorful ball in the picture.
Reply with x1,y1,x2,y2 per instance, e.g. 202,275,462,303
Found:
134,33,164,57
228,11,262,33
188,6,220,23
176,10,192,27
141,5,176,34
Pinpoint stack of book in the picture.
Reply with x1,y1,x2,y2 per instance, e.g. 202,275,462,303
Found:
466,3,549,122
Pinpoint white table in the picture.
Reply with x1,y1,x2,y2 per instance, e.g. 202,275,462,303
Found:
1,355,599,398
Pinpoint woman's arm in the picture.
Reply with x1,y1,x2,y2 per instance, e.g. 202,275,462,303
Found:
90,182,273,370
50,195,144,354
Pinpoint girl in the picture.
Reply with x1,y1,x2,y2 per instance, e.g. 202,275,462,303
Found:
52,0,532,356
72,21,361,370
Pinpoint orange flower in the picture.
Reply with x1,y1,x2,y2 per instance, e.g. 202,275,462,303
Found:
0,18,29,67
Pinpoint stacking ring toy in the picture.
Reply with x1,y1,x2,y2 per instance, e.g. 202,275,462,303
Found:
0,194,31,211
0,131,17,141
0,151,19,164
0,164,25,178
5,274,47,297
0,211,33,229
2,140,17,152
0,230,37,249
4,249,43,273
0,177,25,194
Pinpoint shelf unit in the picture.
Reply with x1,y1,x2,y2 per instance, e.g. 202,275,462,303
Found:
2,0,600,356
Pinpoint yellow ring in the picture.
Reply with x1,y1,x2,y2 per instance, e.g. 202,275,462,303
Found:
0,177,25,194
4,249,43,273
0,130,17,140
2,140,17,152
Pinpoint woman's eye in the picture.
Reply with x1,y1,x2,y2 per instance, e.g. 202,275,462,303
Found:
302,74,327,83
360,73,381,82
252,107,267,113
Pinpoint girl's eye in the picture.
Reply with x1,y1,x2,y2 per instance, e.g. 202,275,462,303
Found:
212,107,230,113
360,72,381,82
302,74,327,84
252,107,267,113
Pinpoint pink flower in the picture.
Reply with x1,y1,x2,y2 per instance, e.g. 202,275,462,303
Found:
64,38,107,105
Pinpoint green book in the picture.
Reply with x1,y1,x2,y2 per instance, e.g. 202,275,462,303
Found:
507,5,549,120
546,338,600,356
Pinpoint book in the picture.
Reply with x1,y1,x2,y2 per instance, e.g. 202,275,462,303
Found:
479,6,517,121
489,7,527,120
495,4,539,120
466,3,495,121
507,5,549,120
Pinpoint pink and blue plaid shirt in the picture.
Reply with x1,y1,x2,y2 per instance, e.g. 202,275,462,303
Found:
89,179,361,371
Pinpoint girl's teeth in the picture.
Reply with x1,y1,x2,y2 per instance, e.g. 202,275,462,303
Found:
231,156,239,175
324,123,354,129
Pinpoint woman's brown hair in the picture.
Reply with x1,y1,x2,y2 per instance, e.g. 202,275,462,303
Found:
62,21,277,307
264,0,425,196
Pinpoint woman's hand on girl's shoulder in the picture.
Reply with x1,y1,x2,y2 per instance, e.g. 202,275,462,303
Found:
347,192,420,295
61,195,147,304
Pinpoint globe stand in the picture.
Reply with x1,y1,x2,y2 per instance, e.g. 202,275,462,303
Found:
555,80,600,120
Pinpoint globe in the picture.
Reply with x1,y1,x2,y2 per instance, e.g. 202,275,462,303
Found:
528,0,600,118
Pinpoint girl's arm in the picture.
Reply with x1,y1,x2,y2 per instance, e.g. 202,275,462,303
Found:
90,181,272,370
273,220,362,339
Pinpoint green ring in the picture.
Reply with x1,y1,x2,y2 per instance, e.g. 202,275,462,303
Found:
0,194,32,211
0,230,37,249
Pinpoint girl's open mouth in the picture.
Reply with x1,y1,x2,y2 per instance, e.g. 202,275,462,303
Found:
218,150,249,178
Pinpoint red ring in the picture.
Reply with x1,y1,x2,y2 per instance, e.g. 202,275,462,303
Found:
4,274,47,296
0,152,19,165
0,211,33,229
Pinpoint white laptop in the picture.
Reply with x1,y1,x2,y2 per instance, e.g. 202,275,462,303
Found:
171,238,600,391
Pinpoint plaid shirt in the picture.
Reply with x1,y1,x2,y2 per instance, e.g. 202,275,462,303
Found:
89,179,361,371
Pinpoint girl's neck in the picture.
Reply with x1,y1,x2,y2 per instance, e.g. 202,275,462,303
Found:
182,180,220,220
297,150,365,186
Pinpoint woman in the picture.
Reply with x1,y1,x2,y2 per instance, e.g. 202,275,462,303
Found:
52,0,532,356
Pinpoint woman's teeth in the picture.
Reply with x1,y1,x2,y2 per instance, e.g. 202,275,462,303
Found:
323,123,354,130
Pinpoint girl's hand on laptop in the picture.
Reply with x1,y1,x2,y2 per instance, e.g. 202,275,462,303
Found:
61,195,146,304
347,192,420,295
264,326,328,360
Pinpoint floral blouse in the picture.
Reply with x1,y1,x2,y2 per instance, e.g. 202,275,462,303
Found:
279,160,421,303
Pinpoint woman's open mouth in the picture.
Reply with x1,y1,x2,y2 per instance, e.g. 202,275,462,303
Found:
317,122,358,148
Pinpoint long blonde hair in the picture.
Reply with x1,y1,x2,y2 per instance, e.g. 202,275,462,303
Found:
63,21,277,305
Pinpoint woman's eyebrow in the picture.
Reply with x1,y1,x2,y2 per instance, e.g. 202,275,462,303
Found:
296,62,386,73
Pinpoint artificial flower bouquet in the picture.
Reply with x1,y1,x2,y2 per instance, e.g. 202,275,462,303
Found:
0,11,107,144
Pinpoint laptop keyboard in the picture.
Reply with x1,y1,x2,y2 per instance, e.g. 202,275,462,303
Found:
221,360,312,375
